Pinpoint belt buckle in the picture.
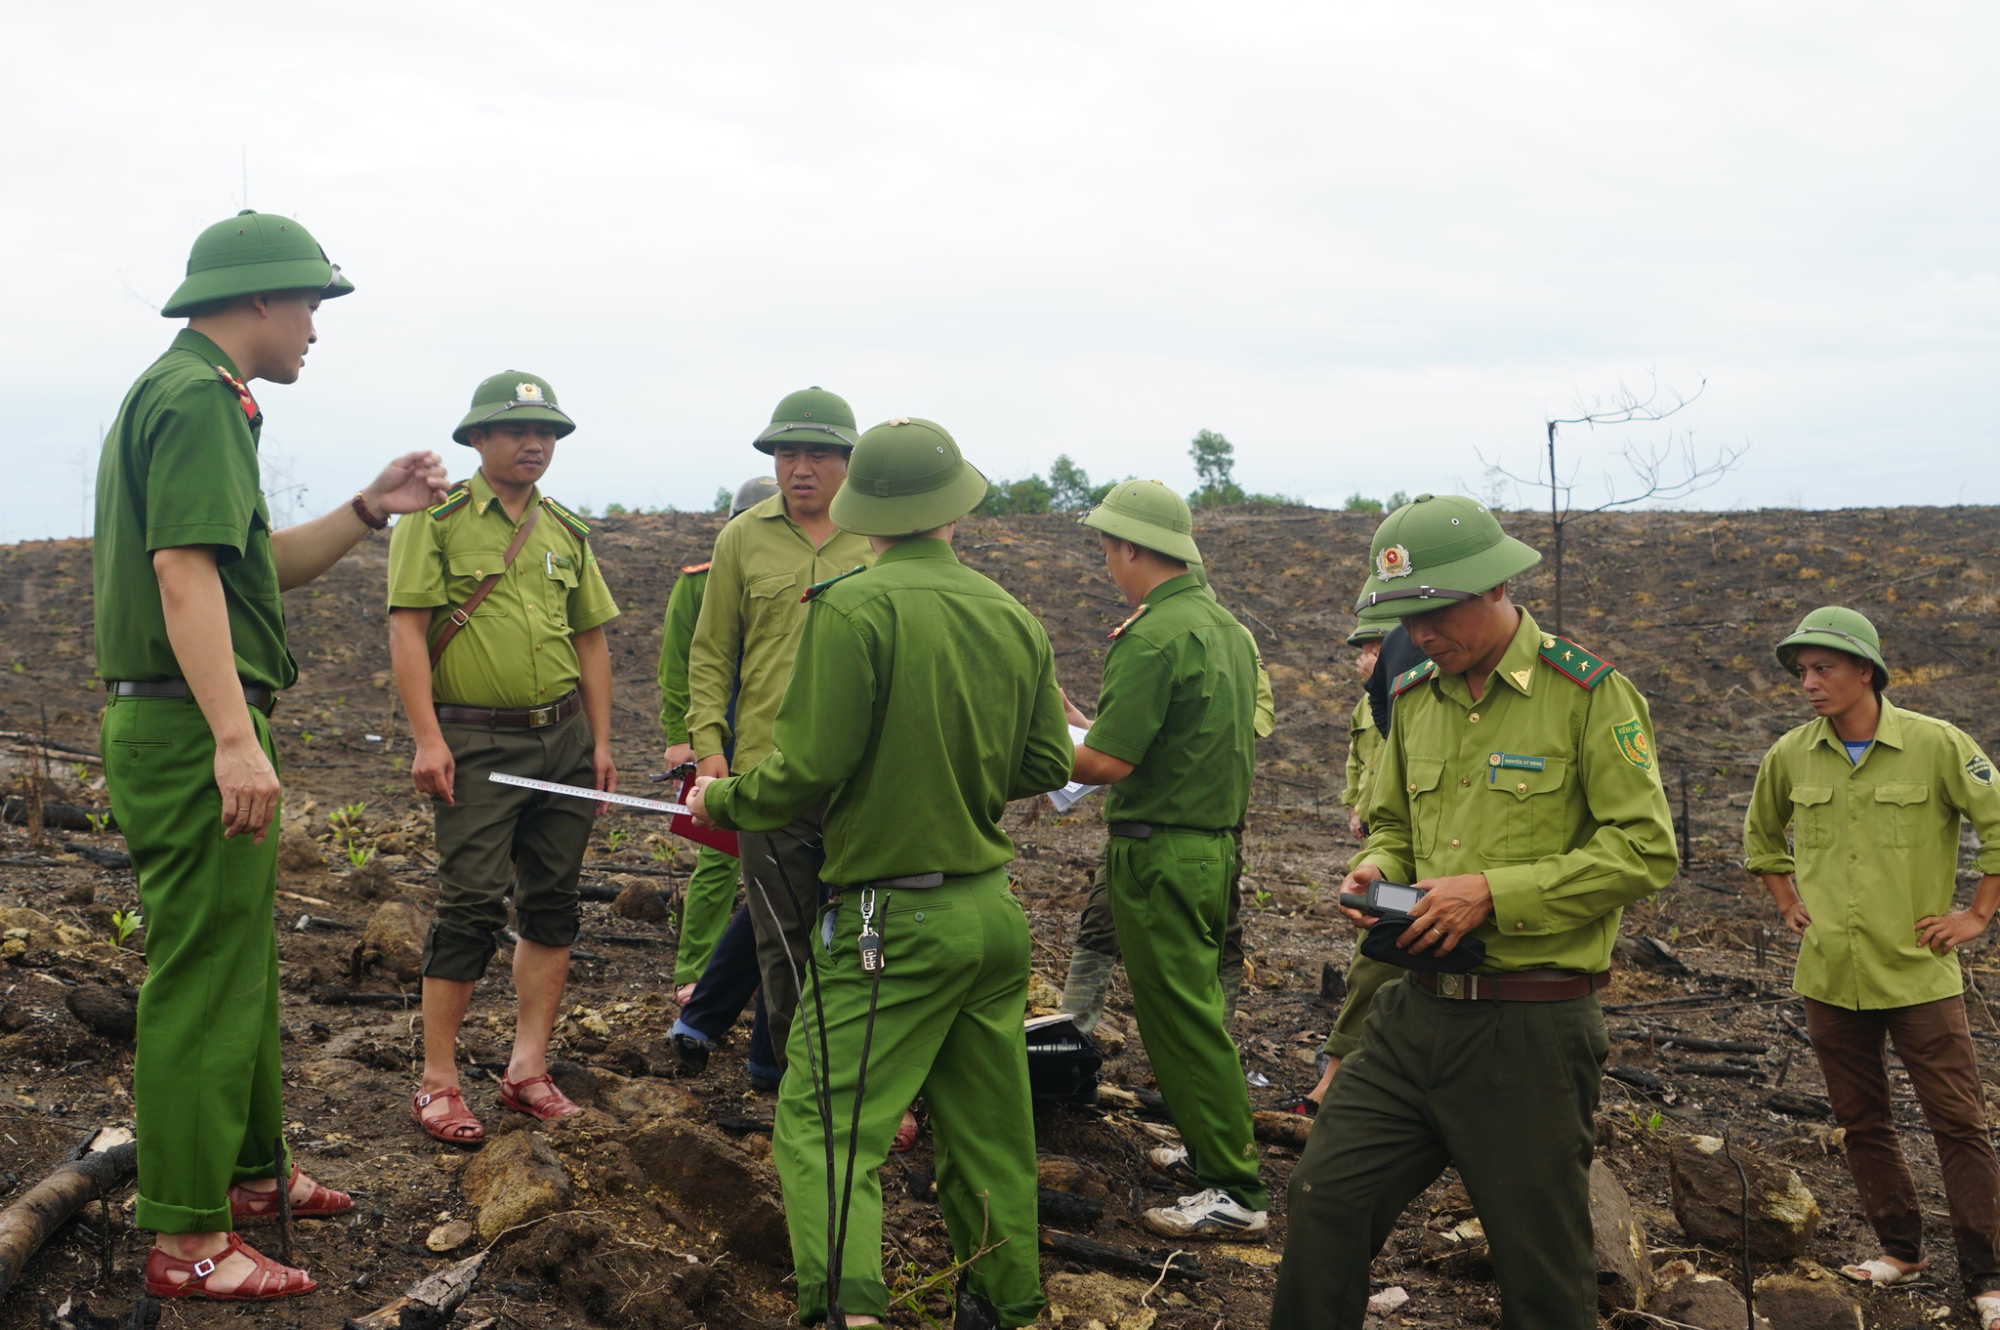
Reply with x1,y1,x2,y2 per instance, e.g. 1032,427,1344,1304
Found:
528,706,553,727
1437,973,1465,1000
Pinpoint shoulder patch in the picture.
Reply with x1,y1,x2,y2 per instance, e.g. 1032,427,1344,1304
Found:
1107,603,1151,641
1538,635,1614,689
679,561,712,576
213,365,259,421
1968,752,1995,787
1612,717,1655,770
801,565,867,602
1391,659,1438,697
427,481,472,521
540,496,591,540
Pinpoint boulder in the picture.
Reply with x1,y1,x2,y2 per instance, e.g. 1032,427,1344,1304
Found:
426,1219,475,1253
354,901,426,984
1591,1158,1651,1311
611,880,674,924
277,837,323,875
1670,1134,1821,1260
597,1072,698,1122
1037,1155,1112,1202
462,1129,572,1242
1655,1270,1771,1330
1752,1274,1862,1330
626,1117,787,1263
65,984,137,1040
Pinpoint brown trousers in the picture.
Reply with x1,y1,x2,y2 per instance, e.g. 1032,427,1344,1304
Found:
1805,995,2000,1292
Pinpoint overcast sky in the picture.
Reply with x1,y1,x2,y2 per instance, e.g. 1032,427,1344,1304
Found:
5,1,1995,543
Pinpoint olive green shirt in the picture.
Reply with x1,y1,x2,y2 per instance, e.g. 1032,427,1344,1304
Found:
385,471,619,710
1343,694,1383,811
1086,573,1258,831
1360,609,1678,973
1743,698,2000,1010
93,330,296,691
704,539,1073,884
685,494,876,772
657,565,707,745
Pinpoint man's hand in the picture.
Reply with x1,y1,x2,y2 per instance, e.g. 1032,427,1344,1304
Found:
593,745,619,817
662,743,695,771
215,735,282,842
1397,874,1495,957
1917,909,1988,956
1776,898,1812,936
689,775,718,827
363,451,450,516
1336,863,1386,929
1347,809,1366,840
1060,688,1090,731
695,755,729,781
410,737,456,805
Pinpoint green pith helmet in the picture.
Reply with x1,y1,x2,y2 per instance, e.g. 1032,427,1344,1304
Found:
451,371,577,446
754,386,858,453
1775,606,1890,688
730,475,781,517
1346,622,1390,647
1352,493,1541,620
828,418,988,536
1081,479,1202,565
161,209,354,318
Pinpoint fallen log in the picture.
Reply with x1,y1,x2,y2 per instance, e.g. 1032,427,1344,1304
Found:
309,986,417,1007
1036,1188,1103,1228
343,1250,487,1330
1669,1060,1764,1080
0,799,113,833
1040,1230,1204,1282
0,1126,137,1303
1613,1031,1768,1055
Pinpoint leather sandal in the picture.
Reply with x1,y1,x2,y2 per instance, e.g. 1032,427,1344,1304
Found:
413,1085,486,1144
891,1107,921,1155
498,1072,584,1122
229,1166,353,1220
144,1232,315,1301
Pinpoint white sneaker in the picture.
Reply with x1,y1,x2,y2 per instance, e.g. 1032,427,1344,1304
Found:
1146,1145,1199,1186
1141,1188,1269,1241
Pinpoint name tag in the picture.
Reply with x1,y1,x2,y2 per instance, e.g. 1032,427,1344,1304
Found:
1488,752,1547,783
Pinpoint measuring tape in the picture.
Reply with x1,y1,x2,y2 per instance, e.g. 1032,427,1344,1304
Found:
487,771,690,815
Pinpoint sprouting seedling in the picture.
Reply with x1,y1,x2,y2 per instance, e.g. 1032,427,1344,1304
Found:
110,909,141,947
84,811,110,834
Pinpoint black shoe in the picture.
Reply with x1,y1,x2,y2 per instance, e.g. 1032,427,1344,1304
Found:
954,1284,1001,1330
670,1032,715,1073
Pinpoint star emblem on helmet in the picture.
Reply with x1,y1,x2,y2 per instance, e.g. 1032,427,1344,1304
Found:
515,382,543,402
1376,544,1413,580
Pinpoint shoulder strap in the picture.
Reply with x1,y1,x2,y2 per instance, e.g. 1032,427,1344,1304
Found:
1537,635,1614,690
428,505,541,668
1390,659,1437,697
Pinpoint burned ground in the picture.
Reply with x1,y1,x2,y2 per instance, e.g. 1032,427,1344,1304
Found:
1,504,1996,1328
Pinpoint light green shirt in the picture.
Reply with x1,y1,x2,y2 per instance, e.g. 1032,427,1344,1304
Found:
1343,694,1382,811
385,471,619,710
685,494,876,772
657,563,707,745
1743,698,2000,1010
1361,609,1678,974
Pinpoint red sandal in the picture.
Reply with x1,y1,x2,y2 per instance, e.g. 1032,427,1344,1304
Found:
229,1166,353,1221
144,1232,315,1301
498,1072,584,1122
413,1085,487,1144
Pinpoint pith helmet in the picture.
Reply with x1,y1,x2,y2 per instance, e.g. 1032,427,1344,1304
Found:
1346,622,1390,647
161,209,354,318
828,418,988,536
452,371,577,446
1081,480,1202,565
730,475,780,517
1353,493,1541,620
754,386,858,453
1775,606,1890,688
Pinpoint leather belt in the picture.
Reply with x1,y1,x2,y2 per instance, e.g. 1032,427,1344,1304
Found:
1413,969,1610,1002
111,678,277,716
868,872,945,889
434,689,581,729
1108,822,1225,840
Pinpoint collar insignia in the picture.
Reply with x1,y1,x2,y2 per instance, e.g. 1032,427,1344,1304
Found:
214,365,258,421
1108,603,1151,640
1509,668,1534,692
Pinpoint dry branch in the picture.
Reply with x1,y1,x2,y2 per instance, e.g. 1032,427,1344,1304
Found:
0,1126,137,1303
342,1250,486,1330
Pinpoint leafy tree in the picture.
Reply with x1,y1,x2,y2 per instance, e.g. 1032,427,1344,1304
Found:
1188,429,1246,507
1386,489,1410,511
1342,493,1384,513
712,487,732,514
1047,455,1095,511
973,475,1054,516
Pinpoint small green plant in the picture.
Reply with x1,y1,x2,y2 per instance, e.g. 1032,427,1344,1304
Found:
71,762,91,785
84,811,111,834
1627,1109,1664,1132
605,827,630,854
1667,924,1681,943
109,909,141,947
648,841,672,864
1252,886,1275,911
343,840,375,870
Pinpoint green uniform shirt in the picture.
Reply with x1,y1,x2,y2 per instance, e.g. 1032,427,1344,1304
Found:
93,330,296,691
385,471,619,709
1087,573,1257,830
1743,698,2000,1010
657,563,708,744
704,539,1073,885
1361,609,1677,973
685,494,876,772
1343,694,1383,810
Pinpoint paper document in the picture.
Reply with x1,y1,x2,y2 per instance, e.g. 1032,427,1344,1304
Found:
1047,725,1103,814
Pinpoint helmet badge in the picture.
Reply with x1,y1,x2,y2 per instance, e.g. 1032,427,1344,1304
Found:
514,382,544,403
1376,544,1413,580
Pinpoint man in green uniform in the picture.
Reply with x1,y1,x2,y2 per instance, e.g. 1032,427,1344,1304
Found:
1341,624,1387,835
1065,480,1271,1240
1744,608,2000,1322
1272,494,1677,1330
682,388,875,1070
388,372,620,1142
690,417,1071,1329
94,210,448,1299
660,474,780,1003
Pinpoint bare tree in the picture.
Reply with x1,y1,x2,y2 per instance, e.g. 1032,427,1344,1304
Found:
1479,374,1746,636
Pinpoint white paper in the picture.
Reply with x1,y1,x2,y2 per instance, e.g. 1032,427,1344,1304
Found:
1047,725,1104,813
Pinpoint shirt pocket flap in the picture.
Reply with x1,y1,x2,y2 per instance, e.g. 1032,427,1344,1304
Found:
1405,757,1445,795
748,572,796,600
545,557,580,589
1488,756,1569,800
447,550,509,579
1874,782,1930,807
1789,784,1835,808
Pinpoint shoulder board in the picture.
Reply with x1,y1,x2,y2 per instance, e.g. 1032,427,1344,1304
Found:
1107,603,1150,641
801,565,867,602
1538,635,1615,690
540,496,591,540
679,561,712,576
1391,659,1438,697
212,364,259,421
427,481,472,521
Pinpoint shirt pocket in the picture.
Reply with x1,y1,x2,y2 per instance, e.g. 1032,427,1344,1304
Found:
447,551,511,617
745,571,799,635
1404,756,1446,857
1873,782,1931,849
1483,756,1570,861
1788,784,1835,850
544,556,580,628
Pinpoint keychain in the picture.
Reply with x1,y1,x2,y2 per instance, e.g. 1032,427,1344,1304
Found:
858,889,884,973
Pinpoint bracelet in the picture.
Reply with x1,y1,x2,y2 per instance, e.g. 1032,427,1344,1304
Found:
351,492,389,530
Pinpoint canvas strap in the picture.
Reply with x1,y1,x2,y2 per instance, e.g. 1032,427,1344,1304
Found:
429,504,541,668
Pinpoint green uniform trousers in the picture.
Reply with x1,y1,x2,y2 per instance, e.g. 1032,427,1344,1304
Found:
1073,830,1247,1012
1272,975,1610,1330
102,694,286,1233
773,869,1045,1327
1322,953,1402,1061
739,803,828,1071
1106,829,1268,1209
674,845,741,986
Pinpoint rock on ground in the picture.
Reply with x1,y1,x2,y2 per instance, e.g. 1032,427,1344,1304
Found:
355,900,426,983
1655,1269,1774,1330
1670,1133,1822,1260
625,1117,789,1264
1591,1158,1650,1311
64,984,136,1040
462,1128,572,1242
1753,1273,1863,1330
